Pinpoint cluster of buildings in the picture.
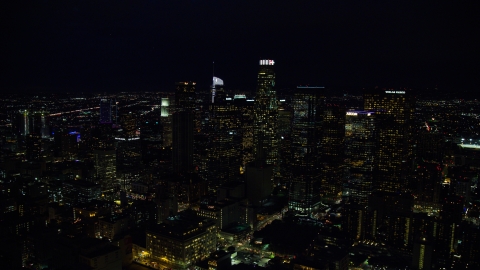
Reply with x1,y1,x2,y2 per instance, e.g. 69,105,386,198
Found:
0,60,480,269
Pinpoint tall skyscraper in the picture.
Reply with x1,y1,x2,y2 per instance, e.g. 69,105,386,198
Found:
253,59,278,166
100,99,112,124
17,110,29,137
211,76,224,103
320,104,346,200
288,86,325,214
207,84,241,191
175,81,196,112
172,82,196,175
344,110,377,205
364,89,415,193
94,149,117,194
172,111,194,175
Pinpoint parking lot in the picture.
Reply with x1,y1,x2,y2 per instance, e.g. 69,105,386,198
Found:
232,251,271,267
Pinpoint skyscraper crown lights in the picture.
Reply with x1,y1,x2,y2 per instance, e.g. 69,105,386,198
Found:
212,77,223,86
259,59,275,65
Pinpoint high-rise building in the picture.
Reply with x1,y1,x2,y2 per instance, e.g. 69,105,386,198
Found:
211,76,224,104
172,111,194,175
26,133,42,161
116,136,142,178
175,81,196,112
99,98,112,124
320,104,346,200
412,235,433,270
364,89,415,193
17,110,29,137
161,96,173,147
207,85,241,191
277,104,293,185
288,86,325,214
94,149,117,193
235,95,255,170
344,111,377,206
30,112,49,138
253,59,278,167
413,162,442,213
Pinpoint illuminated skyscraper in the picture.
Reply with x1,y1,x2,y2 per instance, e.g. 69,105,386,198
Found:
364,89,415,193
320,104,346,200
253,59,278,166
94,149,117,193
288,86,325,214
211,76,224,103
344,111,377,205
17,110,29,137
100,99,112,124
207,84,241,191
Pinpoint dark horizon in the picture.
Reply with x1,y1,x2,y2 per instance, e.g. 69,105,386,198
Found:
2,1,479,96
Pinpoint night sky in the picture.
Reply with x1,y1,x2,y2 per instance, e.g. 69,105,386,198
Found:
2,1,479,95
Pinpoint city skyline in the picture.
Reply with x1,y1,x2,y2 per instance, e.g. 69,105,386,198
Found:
2,1,480,269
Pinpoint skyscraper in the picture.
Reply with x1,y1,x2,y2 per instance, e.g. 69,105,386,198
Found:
94,149,117,194
364,89,415,193
100,99,112,124
172,82,196,175
172,111,194,175
175,81,196,112
320,104,346,200
288,86,325,214
344,110,377,205
207,84,241,190
211,76,224,103
253,59,278,166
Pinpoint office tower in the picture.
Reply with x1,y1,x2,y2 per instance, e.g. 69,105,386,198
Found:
175,81,196,112
116,136,142,187
235,95,255,169
253,59,278,166
320,104,346,200
120,111,138,138
99,98,112,124
207,85,241,190
211,76,224,103
245,154,274,207
412,236,433,270
161,97,170,117
413,162,442,213
161,96,173,147
366,191,414,249
342,201,367,242
277,104,293,184
54,131,79,160
62,180,102,206
172,111,194,174
94,149,117,193
140,112,163,166
344,111,377,205
364,89,415,193
417,130,445,163
30,112,49,138
146,211,216,269
288,86,325,214
26,133,41,161
17,110,29,137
